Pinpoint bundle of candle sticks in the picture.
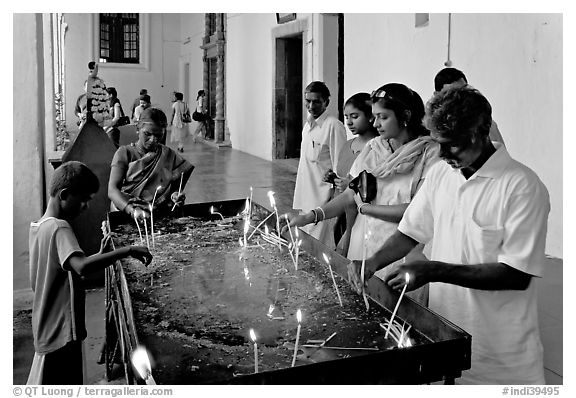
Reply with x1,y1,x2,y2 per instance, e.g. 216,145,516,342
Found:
379,319,413,348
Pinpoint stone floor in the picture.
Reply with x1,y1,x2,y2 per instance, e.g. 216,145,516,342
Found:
13,135,563,385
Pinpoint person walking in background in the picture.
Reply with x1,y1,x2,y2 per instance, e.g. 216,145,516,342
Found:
291,81,347,248
131,88,148,120
132,94,151,124
103,87,129,148
433,67,505,145
27,161,151,384
192,90,212,141
170,92,190,152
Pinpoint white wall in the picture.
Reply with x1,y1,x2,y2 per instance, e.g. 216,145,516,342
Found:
13,14,46,290
179,14,206,107
226,13,277,159
344,13,562,257
64,14,181,127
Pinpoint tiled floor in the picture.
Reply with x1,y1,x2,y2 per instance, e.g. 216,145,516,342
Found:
13,135,563,384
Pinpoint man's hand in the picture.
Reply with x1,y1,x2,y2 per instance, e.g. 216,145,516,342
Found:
130,246,153,266
384,260,434,292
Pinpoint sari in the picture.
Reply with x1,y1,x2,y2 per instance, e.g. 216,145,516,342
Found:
112,143,194,209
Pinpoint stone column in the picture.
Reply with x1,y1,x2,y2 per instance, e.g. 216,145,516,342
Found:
214,15,225,143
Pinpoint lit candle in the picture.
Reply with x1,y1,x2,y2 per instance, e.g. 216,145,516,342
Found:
150,186,161,250
249,186,253,220
210,206,225,221
284,214,295,247
385,273,410,339
294,228,301,271
143,216,150,251
291,309,302,367
133,209,144,245
243,197,250,246
131,346,156,385
171,173,185,212
267,191,281,250
361,220,371,312
249,329,258,373
322,253,343,307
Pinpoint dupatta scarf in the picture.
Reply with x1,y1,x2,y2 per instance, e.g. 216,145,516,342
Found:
358,135,440,198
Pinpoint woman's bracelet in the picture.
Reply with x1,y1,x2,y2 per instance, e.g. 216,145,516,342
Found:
315,207,326,222
357,203,369,215
311,209,318,225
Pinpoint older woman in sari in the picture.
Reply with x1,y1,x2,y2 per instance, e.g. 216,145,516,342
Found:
108,107,195,219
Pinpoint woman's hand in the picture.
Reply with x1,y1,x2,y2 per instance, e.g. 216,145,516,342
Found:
334,176,351,194
129,246,153,266
347,259,376,295
280,212,313,235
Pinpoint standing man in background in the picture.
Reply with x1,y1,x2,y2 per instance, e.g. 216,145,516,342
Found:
292,81,347,248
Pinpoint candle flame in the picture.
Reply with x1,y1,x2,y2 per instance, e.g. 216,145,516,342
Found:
244,266,250,280
322,253,330,264
244,219,250,234
296,309,302,323
295,228,299,238
288,242,293,250
267,191,276,207
156,185,162,191
249,329,257,342
405,273,410,284
210,206,215,214
238,238,243,247
131,346,152,380
264,224,269,235
268,304,275,316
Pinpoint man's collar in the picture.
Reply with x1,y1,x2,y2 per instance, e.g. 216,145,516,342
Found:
307,111,328,128
472,142,511,179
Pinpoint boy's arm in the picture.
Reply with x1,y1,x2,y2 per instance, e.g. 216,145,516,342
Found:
65,246,152,276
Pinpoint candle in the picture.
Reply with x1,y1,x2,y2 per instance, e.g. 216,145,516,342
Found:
267,191,281,250
249,329,258,373
131,346,156,385
150,186,161,250
361,220,371,311
294,228,301,271
210,206,225,221
243,197,250,246
143,217,150,251
291,309,302,367
133,210,144,245
247,212,275,240
249,186,253,220
385,273,410,339
285,214,295,247
322,253,343,307
171,173,185,212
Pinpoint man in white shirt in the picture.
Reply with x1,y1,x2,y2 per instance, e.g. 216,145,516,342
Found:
293,81,347,248
348,84,550,384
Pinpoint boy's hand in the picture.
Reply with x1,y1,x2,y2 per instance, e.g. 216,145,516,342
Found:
130,246,153,266
99,233,113,254
171,192,186,207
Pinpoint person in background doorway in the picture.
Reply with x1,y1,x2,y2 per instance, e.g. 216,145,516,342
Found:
131,89,148,120
348,84,550,384
170,92,190,152
290,81,347,248
27,161,151,385
327,92,378,256
433,67,505,145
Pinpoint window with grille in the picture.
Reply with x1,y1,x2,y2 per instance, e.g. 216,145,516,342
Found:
99,13,139,64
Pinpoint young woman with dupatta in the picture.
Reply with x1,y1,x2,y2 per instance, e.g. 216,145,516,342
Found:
285,83,440,304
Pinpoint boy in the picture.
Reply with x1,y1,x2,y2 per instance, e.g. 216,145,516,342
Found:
27,161,152,384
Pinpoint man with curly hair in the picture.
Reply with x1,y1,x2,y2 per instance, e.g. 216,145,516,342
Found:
348,84,550,384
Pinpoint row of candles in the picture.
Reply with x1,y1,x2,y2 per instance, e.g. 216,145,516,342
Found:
129,185,411,379
238,187,412,373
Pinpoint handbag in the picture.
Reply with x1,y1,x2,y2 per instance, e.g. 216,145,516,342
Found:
192,110,203,122
115,115,130,127
348,170,377,203
181,103,192,123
